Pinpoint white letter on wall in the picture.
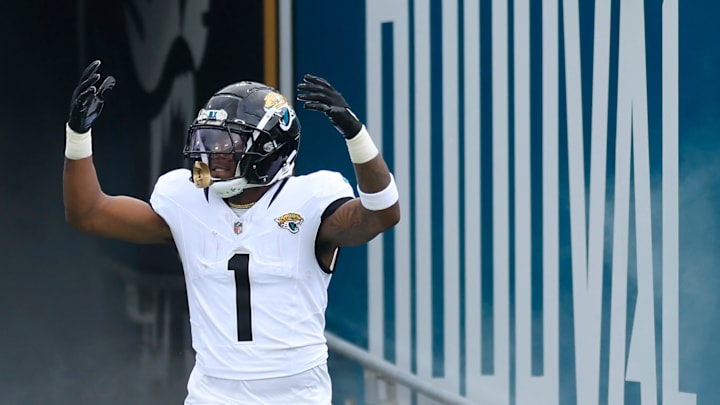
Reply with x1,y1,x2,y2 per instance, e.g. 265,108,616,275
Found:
662,1,696,403
562,0,613,403
365,7,411,405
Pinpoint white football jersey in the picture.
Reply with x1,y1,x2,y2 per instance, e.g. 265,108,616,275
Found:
150,169,355,380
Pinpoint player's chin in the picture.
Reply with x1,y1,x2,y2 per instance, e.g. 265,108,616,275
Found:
211,170,234,180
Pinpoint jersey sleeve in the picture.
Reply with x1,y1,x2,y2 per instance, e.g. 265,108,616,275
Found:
309,170,356,208
302,171,356,273
149,169,192,226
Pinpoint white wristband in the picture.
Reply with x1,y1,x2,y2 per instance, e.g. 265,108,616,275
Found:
346,126,379,164
65,123,93,160
358,173,399,211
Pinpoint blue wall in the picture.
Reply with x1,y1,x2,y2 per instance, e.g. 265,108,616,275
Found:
294,1,720,404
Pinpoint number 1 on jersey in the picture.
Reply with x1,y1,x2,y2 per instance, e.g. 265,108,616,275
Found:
228,253,253,342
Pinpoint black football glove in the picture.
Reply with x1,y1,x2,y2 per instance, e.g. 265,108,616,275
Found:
68,60,116,133
296,74,363,139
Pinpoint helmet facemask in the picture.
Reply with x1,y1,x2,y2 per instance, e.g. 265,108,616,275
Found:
184,123,251,197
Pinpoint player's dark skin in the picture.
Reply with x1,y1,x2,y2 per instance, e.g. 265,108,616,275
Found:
64,144,399,268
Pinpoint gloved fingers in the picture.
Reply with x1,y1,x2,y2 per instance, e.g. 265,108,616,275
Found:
302,74,334,89
296,82,330,94
97,76,116,100
75,86,97,107
73,73,100,99
301,101,331,113
79,60,102,83
296,91,334,105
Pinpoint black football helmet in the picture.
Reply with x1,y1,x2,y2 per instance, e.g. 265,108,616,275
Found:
183,81,300,198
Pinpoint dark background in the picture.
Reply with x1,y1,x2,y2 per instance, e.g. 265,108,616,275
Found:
0,1,267,403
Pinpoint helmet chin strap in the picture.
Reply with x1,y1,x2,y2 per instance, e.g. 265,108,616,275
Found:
209,177,250,198
209,177,271,198
209,163,295,199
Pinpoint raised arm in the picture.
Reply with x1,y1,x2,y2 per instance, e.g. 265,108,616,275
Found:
63,60,172,244
296,74,400,248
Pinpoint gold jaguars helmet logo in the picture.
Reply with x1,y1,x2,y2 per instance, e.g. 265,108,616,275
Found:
274,213,304,234
264,92,288,109
263,92,296,131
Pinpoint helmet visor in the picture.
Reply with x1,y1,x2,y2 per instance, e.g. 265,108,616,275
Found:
184,127,250,156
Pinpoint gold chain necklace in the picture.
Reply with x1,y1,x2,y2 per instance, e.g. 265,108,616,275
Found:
227,201,256,209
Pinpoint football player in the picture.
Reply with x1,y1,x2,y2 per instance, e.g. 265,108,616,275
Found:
63,60,400,404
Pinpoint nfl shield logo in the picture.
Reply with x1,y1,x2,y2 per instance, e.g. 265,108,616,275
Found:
234,221,243,234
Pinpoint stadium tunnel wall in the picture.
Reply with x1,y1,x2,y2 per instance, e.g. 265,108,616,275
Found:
292,1,720,404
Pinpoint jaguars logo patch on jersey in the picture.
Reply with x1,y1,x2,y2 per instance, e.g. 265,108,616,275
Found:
274,213,304,234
